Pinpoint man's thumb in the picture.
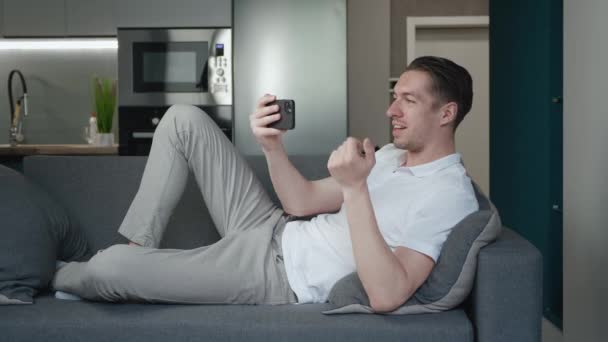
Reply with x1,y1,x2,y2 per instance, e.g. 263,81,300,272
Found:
363,138,375,160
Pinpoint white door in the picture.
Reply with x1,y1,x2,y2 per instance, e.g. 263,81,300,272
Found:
407,17,490,194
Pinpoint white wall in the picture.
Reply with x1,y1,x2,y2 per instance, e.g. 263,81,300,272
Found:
563,0,608,341
414,26,490,195
347,0,391,146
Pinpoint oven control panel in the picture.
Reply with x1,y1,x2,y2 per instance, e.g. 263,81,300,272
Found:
209,43,231,94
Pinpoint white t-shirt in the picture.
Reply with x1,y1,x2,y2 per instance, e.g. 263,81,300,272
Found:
281,144,479,304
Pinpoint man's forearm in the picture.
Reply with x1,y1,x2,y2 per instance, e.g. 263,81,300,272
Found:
343,184,410,311
264,148,316,216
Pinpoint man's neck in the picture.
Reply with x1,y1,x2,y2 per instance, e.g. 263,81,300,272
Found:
402,143,456,168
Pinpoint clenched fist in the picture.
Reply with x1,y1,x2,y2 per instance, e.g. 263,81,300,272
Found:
327,137,376,190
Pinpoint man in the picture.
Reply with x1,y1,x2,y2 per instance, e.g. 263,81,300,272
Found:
53,56,478,312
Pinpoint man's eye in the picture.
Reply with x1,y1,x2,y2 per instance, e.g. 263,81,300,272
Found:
406,98,415,104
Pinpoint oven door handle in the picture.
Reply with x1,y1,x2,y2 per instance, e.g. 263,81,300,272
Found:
132,132,155,139
195,59,209,92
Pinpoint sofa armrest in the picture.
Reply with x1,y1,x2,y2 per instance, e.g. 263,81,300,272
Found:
467,228,542,342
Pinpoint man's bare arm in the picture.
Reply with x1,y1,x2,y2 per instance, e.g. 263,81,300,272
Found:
264,149,343,216
250,94,343,216
342,184,434,312
328,137,434,312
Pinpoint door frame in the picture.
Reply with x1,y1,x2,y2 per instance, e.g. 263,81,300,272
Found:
406,16,489,63
405,15,490,193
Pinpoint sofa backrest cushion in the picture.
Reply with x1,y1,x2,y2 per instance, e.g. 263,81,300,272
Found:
0,164,89,305
24,156,221,252
323,181,503,315
22,155,330,252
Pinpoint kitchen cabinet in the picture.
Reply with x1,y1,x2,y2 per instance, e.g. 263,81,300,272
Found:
66,0,117,36
0,0,4,36
1,0,231,38
234,0,347,156
117,0,231,28
2,0,65,37
2,0,116,37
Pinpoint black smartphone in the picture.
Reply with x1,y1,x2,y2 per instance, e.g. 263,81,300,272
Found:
268,99,295,130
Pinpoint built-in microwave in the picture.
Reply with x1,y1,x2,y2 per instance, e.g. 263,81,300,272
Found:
117,28,232,155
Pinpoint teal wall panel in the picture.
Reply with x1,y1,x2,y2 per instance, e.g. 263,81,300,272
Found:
490,0,563,328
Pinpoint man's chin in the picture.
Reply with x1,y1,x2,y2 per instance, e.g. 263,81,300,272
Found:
392,140,408,150
393,140,421,152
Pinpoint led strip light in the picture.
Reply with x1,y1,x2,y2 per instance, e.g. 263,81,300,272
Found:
0,39,118,50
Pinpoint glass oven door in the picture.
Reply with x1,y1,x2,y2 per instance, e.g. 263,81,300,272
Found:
132,41,209,93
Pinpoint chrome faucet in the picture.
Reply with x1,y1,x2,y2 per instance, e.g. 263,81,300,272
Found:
8,69,29,146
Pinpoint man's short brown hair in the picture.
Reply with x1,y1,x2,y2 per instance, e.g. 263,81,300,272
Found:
405,56,473,129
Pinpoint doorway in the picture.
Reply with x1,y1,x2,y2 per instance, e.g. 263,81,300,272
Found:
406,16,489,194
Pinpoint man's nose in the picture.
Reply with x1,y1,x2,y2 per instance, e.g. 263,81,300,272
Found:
386,100,400,118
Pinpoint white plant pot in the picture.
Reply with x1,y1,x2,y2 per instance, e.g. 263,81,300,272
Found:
94,133,114,146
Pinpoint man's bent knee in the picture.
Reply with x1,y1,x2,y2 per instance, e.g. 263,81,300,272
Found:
159,104,214,132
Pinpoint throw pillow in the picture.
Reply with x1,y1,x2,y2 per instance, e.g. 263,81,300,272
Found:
0,164,89,305
323,181,502,315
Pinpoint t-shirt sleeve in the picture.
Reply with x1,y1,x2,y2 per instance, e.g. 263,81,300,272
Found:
393,188,479,262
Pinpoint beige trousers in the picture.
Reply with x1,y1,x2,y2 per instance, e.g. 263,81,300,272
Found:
52,105,297,305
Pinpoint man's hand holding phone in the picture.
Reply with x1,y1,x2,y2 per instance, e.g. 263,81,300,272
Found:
267,99,295,130
250,94,295,153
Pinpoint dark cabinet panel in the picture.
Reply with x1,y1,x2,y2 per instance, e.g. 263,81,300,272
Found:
66,0,117,36
1,0,231,37
2,0,65,37
117,0,231,28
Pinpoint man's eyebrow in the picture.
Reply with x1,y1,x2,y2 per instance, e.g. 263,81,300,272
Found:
394,90,420,99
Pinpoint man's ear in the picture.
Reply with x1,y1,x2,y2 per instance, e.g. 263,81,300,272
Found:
439,102,458,127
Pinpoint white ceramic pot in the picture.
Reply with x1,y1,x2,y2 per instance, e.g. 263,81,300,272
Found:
94,133,114,146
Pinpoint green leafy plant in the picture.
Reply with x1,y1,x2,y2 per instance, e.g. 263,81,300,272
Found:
92,76,117,134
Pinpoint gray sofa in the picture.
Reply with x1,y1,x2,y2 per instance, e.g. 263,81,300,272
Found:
0,155,542,342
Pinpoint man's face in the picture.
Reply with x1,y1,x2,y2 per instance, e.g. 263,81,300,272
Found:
386,70,443,151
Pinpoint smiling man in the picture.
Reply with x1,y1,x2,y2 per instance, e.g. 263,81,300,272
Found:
52,56,478,312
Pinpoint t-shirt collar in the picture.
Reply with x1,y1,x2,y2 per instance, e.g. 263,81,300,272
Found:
401,153,462,178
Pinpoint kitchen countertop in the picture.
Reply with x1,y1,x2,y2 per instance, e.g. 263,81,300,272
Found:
0,144,118,156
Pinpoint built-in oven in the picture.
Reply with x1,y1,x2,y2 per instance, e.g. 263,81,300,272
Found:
117,28,232,155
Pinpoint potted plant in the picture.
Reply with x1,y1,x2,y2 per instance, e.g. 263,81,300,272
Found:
91,75,117,146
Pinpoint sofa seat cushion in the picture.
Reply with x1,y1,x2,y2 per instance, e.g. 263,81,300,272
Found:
0,294,473,342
